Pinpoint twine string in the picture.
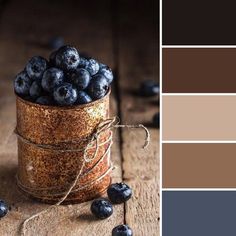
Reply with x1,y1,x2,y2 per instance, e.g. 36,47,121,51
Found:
17,117,150,235
16,138,113,195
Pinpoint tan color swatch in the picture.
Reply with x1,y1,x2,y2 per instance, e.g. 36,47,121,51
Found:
163,143,236,188
163,95,236,141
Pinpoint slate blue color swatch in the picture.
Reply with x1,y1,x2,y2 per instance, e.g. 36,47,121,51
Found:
163,191,236,236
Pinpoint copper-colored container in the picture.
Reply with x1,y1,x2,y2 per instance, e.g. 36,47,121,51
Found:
16,90,111,204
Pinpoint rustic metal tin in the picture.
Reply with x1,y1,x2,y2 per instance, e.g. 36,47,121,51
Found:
16,89,111,204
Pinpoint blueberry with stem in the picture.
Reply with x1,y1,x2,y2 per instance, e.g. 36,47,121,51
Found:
14,71,32,96
98,65,113,84
29,81,42,99
107,183,132,204
55,45,80,71
26,56,48,80
90,198,113,219
112,225,133,236
76,91,92,104
41,67,64,92
87,74,109,100
69,68,91,90
53,83,77,106
84,58,99,75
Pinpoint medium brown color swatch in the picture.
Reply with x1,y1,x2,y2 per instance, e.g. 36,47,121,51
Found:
163,95,236,140
163,143,236,188
163,48,236,93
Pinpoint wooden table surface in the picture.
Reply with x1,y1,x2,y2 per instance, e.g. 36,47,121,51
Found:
0,0,159,235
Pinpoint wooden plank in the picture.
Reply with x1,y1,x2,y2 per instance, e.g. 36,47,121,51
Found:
0,0,124,235
116,0,160,235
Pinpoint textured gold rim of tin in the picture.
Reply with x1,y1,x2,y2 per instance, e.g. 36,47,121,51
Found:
16,87,112,204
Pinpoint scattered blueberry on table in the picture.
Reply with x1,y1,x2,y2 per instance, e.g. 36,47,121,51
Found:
107,183,132,204
139,80,159,97
90,198,113,219
112,224,133,236
0,200,8,218
14,45,114,106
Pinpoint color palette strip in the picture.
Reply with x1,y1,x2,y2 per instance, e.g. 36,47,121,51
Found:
161,0,236,234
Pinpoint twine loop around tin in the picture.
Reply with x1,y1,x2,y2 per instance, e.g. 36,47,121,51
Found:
16,116,150,235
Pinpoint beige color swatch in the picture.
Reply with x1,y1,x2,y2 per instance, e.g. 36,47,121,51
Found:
163,95,236,140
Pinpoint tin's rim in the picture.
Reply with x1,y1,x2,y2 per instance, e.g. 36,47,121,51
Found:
16,87,111,110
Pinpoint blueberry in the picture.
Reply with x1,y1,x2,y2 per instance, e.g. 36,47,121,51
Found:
49,36,64,50
107,183,132,204
90,198,113,219
87,74,109,100
112,225,133,236
153,112,159,128
53,83,77,106
29,81,42,99
0,200,8,218
49,50,57,66
26,56,48,80
78,57,90,68
69,68,91,90
139,80,159,97
42,68,64,92
36,96,54,105
14,71,32,96
84,58,99,75
99,62,107,70
55,45,80,71
98,65,113,84
76,91,92,104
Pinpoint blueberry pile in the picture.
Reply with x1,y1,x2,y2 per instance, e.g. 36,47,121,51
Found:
14,45,113,106
90,182,133,235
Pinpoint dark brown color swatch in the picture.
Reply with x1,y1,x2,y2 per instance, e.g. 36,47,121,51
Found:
163,48,236,93
163,0,236,45
163,143,236,188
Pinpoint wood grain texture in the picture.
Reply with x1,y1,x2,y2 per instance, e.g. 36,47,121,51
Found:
0,0,123,235
116,0,160,235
